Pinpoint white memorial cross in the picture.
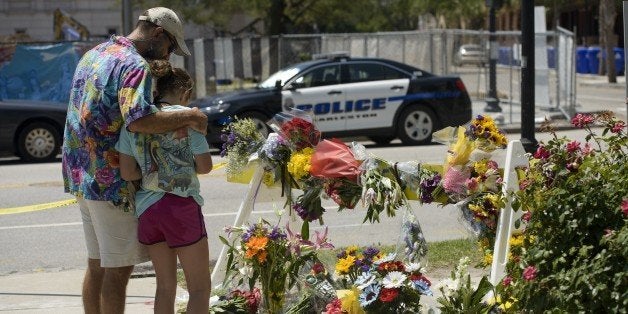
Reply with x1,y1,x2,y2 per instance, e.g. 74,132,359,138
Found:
489,140,529,285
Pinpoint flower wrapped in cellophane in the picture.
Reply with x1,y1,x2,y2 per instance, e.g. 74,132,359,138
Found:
359,157,406,223
220,117,265,179
268,108,321,151
220,219,334,313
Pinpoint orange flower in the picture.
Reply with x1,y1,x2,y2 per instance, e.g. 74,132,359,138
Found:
256,250,267,263
245,248,257,259
247,236,269,251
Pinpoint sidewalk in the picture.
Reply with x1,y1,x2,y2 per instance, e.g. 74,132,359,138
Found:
474,73,627,133
0,264,188,313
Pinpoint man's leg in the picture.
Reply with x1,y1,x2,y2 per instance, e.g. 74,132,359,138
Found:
147,242,178,314
80,198,149,312
83,258,104,314
101,265,134,313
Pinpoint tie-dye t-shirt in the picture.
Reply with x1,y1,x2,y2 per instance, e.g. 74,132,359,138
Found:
62,36,158,208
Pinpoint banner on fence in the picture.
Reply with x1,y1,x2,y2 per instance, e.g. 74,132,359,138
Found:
0,43,78,103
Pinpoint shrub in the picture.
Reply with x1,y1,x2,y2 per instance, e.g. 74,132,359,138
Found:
503,112,627,312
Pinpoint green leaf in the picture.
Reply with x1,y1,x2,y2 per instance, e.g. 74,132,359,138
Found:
301,220,310,240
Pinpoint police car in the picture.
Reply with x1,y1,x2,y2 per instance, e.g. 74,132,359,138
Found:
192,53,472,147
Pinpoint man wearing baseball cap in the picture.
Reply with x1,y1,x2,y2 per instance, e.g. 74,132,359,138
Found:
62,7,206,313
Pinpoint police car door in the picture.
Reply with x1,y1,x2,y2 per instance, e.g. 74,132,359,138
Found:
343,61,410,129
282,64,346,132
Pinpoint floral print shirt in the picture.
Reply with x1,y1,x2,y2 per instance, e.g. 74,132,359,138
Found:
62,36,158,208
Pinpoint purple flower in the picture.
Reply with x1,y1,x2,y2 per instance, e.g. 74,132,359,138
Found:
293,202,324,222
420,173,441,203
241,225,256,242
363,246,380,258
268,226,286,240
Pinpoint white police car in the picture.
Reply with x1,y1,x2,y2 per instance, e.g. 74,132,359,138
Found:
192,54,472,146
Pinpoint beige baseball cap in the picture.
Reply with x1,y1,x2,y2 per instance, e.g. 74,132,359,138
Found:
138,7,190,56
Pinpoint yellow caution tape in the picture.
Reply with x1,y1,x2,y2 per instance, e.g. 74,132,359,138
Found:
0,162,228,215
0,198,77,215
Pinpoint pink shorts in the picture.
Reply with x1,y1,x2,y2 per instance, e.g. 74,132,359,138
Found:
138,194,207,248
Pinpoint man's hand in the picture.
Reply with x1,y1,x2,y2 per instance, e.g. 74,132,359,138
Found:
187,107,208,135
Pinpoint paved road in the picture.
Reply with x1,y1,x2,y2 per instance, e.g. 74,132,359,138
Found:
0,129,597,276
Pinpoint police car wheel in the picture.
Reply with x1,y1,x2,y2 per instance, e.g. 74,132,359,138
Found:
240,111,270,139
397,105,437,145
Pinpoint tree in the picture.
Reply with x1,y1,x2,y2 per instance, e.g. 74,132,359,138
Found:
598,0,617,83
135,0,489,35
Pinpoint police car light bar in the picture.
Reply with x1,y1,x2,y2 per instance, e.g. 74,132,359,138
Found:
312,51,350,60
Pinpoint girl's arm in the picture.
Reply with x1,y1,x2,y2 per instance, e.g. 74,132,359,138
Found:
119,152,143,181
194,152,213,174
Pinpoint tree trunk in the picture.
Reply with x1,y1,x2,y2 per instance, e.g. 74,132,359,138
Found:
599,0,617,83
268,0,287,35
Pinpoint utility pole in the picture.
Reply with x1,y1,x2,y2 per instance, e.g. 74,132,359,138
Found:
624,1,628,130
122,0,133,36
521,0,538,152
485,0,502,112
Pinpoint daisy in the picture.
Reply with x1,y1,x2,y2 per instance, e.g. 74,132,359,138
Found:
382,271,407,288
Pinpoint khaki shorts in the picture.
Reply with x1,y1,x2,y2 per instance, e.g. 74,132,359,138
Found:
78,197,150,268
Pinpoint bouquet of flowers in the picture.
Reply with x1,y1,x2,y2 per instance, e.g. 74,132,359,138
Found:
220,220,333,313
359,158,406,223
269,109,321,151
221,117,265,178
332,250,433,313
208,288,261,314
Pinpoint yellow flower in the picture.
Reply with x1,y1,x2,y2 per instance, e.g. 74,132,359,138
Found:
335,255,357,274
473,159,489,174
337,288,365,314
287,147,314,180
447,127,475,167
509,234,524,247
483,252,493,266
486,193,502,208
345,246,359,255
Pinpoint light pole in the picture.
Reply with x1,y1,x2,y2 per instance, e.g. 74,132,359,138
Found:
521,0,538,152
485,0,502,112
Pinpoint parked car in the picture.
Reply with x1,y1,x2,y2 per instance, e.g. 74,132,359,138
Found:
454,44,487,67
191,54,472,147
0,99,67,161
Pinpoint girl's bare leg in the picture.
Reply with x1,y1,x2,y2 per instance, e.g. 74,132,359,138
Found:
147,243,178,314
176,238,210,314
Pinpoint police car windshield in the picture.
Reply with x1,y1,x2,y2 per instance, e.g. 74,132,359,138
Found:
258,67,301,89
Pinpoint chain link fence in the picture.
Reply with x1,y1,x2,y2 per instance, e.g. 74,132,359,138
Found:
181,29,575,123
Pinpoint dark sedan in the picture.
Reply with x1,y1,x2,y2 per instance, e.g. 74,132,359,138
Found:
0,99,67,161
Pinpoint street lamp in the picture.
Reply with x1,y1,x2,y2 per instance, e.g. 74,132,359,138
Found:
485,0,502,112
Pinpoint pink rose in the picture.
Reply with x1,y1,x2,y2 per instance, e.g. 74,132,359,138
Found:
611,121,625,133
522,211,531,222
465,177,479,192
571,113,594,128
621,199,628,217
523,265,538,281
502,276,512,287
533,146,550,160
